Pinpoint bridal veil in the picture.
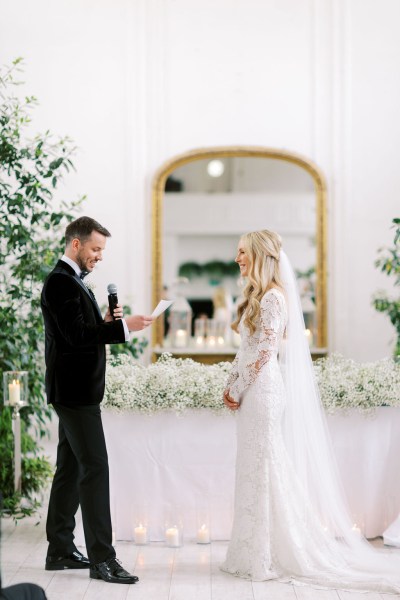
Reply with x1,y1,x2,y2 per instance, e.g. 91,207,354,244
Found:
278,249,400,592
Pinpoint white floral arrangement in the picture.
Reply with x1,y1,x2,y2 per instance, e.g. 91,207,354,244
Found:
103,352,400,415
103,353,232,414
313,353,400,414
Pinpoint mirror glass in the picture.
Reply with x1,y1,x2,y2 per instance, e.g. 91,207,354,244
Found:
162,156,318,349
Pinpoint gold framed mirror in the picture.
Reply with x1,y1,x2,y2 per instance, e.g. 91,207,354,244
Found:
152,146,327,362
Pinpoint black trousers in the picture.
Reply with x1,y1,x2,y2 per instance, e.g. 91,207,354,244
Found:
46,404,115,564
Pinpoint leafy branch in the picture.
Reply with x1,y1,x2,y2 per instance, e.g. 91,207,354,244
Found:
0,58,83,516
372,218,400,358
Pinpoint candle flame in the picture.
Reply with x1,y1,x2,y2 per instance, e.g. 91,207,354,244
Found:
201,524,206,530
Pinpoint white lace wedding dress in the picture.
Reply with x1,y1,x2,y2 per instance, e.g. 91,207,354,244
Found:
221,288,400,593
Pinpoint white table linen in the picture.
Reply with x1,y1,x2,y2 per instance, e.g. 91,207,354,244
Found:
72,407,400,543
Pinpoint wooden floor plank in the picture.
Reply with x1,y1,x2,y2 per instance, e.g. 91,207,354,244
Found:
295,586,339,600
126,544,173,600
211,542,254,600
253,580,297,600
338,593,391,600
169,543,211,600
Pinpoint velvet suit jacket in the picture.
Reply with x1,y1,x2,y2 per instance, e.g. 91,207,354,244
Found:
41,260,125,406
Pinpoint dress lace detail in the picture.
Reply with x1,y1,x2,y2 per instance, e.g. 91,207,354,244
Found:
221,288,400,593
228,291,283,403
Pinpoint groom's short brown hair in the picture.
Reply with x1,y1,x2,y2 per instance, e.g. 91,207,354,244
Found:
65,216,111,246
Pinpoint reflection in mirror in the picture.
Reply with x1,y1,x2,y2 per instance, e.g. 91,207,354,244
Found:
152,148,327,363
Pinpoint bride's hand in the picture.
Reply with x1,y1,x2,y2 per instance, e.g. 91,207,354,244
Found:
224,389,239,411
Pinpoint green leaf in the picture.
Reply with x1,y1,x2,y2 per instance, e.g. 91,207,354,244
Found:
0,58,81,518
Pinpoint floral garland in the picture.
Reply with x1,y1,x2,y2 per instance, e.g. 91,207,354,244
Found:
103,352,400,415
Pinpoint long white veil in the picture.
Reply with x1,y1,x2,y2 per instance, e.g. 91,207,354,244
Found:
278,249,400,591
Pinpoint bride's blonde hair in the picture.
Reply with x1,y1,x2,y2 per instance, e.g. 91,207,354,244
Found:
232,230,284,335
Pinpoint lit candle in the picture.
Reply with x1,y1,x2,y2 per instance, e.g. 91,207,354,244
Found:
207,336,216,347
304,328,314,347
166,526,180,547
195,336,204,347
8,379,21,406
134,524,148,545
196,524,210,544
174,329,187,348
217,336,225,346
352,524,362,537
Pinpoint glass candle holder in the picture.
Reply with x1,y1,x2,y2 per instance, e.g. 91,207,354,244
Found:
303,310,316,347
304,328,314,347
134,523,148,545
194,318,206,347
170,297,192,348
216,320,226,346
3,371,28,493
196,523,211,544
165,521,183,547
3,371,28,407
196,508,211,544
351,512,365,538
206,319,217,347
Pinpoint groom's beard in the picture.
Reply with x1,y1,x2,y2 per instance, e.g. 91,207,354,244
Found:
76,250,97,273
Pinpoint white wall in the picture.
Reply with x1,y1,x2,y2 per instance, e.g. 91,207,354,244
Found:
1,0,399,360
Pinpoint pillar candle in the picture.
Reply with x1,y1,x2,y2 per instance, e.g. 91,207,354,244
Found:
166,526,180,547
8,380,21,406
196,524,210,544
134,524,148,545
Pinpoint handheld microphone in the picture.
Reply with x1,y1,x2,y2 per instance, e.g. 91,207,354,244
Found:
107,283,119,320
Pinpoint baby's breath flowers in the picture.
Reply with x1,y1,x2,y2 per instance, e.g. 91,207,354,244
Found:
104,352,400,415
104,353,232,414
313,353,400,414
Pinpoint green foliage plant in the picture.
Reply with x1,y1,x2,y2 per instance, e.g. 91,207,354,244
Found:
178,260,239,280
178,261,203,279
0,59,83,517
106,305,148,359
373,218,400,358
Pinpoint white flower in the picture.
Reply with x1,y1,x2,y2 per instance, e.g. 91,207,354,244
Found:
84,278,96,292
313,353,400,414
103,352,400,415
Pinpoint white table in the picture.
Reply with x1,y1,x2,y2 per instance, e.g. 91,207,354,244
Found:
73,407,400,543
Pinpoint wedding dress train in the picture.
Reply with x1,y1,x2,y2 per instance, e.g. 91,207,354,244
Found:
221,286,400,593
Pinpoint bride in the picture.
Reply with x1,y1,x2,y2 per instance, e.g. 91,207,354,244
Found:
221,229,400,593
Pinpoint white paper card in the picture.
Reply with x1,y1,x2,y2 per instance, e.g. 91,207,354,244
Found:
151,299,174,319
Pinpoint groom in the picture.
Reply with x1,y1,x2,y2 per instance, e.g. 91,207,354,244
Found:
41,216,153,584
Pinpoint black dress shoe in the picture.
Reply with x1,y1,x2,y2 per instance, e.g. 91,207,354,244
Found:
45,550,90,570
90,557,139,584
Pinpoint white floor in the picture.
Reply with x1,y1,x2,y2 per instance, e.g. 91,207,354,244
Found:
1,502,400,600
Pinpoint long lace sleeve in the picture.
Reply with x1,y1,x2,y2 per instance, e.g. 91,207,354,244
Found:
225,353,240,390
229,292,283,402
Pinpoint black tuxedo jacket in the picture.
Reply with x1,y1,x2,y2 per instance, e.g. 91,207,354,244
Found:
41,260,125,406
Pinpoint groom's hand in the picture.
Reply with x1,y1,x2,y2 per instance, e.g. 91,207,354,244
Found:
125,314,154,332
104,304,124,322
224,389,239,411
